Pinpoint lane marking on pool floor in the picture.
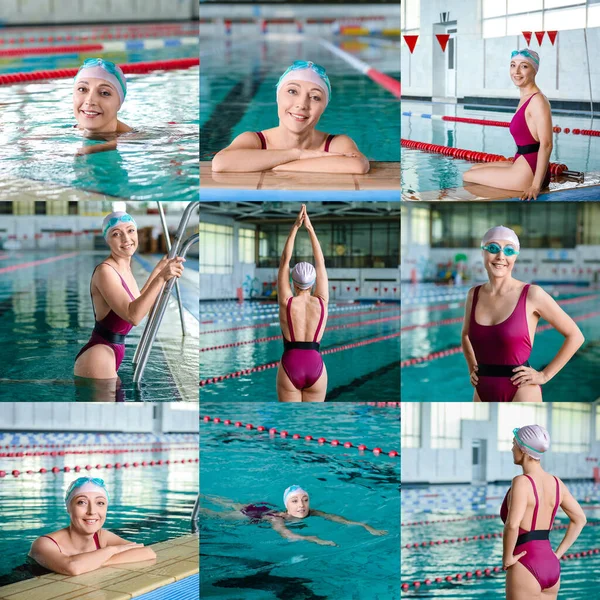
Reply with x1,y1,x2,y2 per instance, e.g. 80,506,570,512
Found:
201,416,399,458
200,331,400,386
0,252,78,275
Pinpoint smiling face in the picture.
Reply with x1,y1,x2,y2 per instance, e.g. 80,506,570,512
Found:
277,80,326,132
482,240,518,280
285,492,310,518
106,221,138,257
510,58,536,88
68,492,107,533
73,77,121,132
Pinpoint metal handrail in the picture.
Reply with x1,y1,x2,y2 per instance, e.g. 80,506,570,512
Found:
133,232,199,383
191,493,200,534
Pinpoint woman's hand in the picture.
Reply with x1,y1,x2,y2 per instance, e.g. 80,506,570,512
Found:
470,365,479,387
159,257,185,282
503,550,527,570
153,255,170,274
294,205,306,229
365,526,388,536
520,184,541,201
511,365,548,387
110,543,145,555
303,207,314,232
306,536,337,546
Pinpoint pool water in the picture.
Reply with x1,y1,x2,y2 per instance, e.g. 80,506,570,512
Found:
401,285,600,401
0,431,199,586
0,251,199,401
0,47,199,202
402,482,600,598
200,36,400,162
200,301,400,401
200,403,400,600
402,101,600,194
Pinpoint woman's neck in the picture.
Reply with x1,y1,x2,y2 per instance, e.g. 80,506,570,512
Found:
108,254,132,272
521,459,544,476
520,83,540,99
485,275,518,295
66,524,98,551
274,125,319,149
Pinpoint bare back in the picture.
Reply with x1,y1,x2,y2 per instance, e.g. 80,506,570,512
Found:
279,295,328,343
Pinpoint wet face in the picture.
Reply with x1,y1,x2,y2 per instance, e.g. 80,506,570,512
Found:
482,239,518,280
286,492,310,518
69,492,107,533
73,77,121,131
106,222,137,257
510,59,536,88
277,80,326,133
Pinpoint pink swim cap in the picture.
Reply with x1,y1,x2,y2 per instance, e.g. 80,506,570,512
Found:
513,425,550,460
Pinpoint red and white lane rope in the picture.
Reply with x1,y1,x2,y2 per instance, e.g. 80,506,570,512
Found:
201,416,399,458
1,440,196,450
0,445,198,458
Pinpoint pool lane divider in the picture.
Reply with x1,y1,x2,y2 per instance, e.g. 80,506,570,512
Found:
0,445,198,457
200,331,400,386
0,57,199,86
319,39,400,98
0,252,77,275
201,315,400,352
0,456,199,478
1,440,196,450
201,416,399,458
401,548,600,593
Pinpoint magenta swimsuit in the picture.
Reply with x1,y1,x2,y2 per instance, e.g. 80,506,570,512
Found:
255,131,336,152
75,263,135,372
501,475,561,590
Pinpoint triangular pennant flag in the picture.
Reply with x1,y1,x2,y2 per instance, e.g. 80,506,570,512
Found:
522,31,532,46
547,31,558,45
435,34,450,52
535,31,545,45
403,34,419,54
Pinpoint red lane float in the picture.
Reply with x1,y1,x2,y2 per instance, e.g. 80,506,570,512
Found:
0,445,198,458
2,440,196,450
402,514,498,527
0,44,104,57
0,58,199,86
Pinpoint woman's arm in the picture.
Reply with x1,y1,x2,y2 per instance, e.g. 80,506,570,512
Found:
303,208,329,303
310,510,387,535
277,208,304,302
268,517,336,546
461,288,479,390
502,476,529,569
140,255,169,293
554,480,587,559
511,285,584,387
100,530,157,565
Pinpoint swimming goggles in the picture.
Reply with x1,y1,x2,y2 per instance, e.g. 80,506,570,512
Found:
103,214,135,238
481,242,520,257
78,58,127,98
510,50,539,67
277,61,331,98
65,477,109,504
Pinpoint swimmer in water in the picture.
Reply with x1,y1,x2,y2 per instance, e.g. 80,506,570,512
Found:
463,50,553,201
74,211,185,390
502,426,586,600
462,226,584,402
29,477,156,575
212,61,369,174
201,486,387,546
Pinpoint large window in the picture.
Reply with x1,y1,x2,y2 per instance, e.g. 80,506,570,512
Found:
199,223,233,274
401,403,421,448
431,404,490,449
238,228,255,264
597,404,600,441
483,0,596,39
552,404,592,453
497,404,548,451
402,0,420,32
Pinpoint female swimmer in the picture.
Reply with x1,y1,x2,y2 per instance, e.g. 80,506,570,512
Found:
212,61,369,174
29,477,156,575
463,50,552,200
461,226,584,402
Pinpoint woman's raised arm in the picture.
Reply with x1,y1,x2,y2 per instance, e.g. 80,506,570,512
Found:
277,207,304,302
303,208,328,302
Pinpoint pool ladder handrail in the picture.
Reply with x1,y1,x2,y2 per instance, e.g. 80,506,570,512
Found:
132,201,199,384
191,493,200,534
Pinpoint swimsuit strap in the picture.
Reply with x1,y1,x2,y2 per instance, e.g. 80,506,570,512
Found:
524,474,539,530
313,297,325,342
41,535,62,553
469,285,482,325
255,131,267,150
94,531,101,549
286,296,295,342
324,134,335,152
517,92,539,114
100,262,136,301
550,476,560,529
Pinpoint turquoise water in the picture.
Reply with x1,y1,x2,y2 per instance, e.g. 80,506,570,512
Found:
0,47,199,201
402,101,600,193
0,432,199,585
0,251,199,401
402,482,600,598
401,285,600,401
200,36,400,161
200,403,400,600
200,301,400,401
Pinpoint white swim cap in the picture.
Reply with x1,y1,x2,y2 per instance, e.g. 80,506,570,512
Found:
482,226,520,249
102,211,137,240
291,262,316,290
283,485,309,507
513,425,550,460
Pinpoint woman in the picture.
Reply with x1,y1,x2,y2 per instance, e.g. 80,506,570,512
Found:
29,477,156,576
74,211,185,382
463,50,552,201
461,226,584,402
277,205,328,402
73,58,132,154
201,486,387,547
212,61,369,174
502,425,586,599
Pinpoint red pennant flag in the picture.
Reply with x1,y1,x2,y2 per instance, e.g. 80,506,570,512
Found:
435,34,450,52
403,34,419,54
535,31,545,45
522,31,532,46
547,31,558,45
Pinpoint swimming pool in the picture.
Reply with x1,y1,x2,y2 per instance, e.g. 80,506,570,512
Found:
200,34,400,163
402,100,600,201
401,482,600,598
0,42,199,202
0,431,199,587
200,402,399,599
0,251,199,401
200,300,400,401
401,284,600,401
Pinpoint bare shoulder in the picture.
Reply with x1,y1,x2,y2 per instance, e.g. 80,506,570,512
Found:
326,133,359,152
530,92,551,112
229,131,264,149
526,283,552,304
